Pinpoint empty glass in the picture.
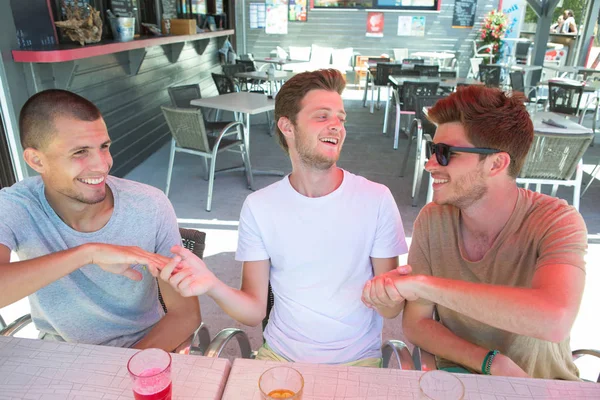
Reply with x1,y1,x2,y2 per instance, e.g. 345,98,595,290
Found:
418,370,465,400
258,366,304,399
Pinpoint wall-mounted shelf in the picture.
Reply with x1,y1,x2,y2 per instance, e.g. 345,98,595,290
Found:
12,30,233,63
13,30,232,91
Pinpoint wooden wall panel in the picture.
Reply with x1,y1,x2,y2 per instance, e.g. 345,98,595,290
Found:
28,39,224,177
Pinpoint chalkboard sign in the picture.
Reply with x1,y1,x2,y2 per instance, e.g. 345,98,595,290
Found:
11,0,58,49
109,0,141,33
452,0,477,28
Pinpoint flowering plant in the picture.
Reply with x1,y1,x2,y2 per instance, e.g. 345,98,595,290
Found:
479,10,508,63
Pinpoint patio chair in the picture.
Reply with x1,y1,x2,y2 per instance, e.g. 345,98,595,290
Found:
168,84,233,135
361,57,391,107
392,81,440,150
0,314,33,336
516,128,594,211
478,64,502,88
223,63,250,91
161,106,253,212
399,95,447,207
547,80,584,119
369,62,404,113
472,40,494,65
414,64,439,77
509,71,545,112
514,40,532,65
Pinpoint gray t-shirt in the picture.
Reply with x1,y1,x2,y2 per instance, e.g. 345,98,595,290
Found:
0,176,181,347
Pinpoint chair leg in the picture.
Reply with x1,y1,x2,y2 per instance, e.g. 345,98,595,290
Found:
206,155,217,212
573,160,583,211
240,143,254,190
550,184,558,197
581,163,600,197
412,140,427,207
203,157,209,181
370,82,375,113
393,104,401,150
165,139,176,197
411,127,423,198
266,111,273,136
399,123,415,177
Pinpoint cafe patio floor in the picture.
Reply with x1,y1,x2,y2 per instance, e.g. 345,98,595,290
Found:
3,89,600,379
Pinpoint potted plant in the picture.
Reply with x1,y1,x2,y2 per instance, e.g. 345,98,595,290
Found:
479,10,508,63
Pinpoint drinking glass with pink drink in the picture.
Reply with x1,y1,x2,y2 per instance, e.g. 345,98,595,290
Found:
127,348,172,400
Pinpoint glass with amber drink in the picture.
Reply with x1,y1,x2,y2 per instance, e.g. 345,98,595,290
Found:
258,366,304,399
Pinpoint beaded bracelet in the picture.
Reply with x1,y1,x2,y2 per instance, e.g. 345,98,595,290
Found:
481,350,499,375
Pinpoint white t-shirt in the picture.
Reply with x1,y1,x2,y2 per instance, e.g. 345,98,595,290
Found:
236,169,408,363
562,17,576,33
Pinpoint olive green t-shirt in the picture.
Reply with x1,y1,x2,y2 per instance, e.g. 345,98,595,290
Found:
408,188,587,380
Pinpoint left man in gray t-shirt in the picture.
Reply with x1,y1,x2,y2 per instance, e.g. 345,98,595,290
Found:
0,89,201,350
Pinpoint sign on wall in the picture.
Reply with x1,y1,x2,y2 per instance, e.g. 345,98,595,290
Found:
366,12,384,37
452,0,477,28
397,16,425,36
289,0,307,22
266,0,288,34
250,2,266,29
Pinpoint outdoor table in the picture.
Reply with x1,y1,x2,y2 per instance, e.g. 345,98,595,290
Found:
0,336,231,399
221,358,600,399
191,92,284,178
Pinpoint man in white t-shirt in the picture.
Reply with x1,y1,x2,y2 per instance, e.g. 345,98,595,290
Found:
156,69,408,366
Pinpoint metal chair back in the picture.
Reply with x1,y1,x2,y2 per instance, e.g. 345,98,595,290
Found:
403,58,425,65
211,73,237,95
236,59,257,72
479,64,502,88
415,64,439,77
168,84,202,108
548,81,584,116
401,81,440,111
519,130,593,181
374,63,404,86
161,106,211,153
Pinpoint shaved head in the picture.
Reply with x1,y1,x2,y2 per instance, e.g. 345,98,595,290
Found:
19,89,102,150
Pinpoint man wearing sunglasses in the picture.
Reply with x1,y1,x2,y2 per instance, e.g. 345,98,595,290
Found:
364,86,587,380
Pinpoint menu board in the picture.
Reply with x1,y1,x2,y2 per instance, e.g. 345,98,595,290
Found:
452,0,476,28
110,0,137,16
11,0,58,49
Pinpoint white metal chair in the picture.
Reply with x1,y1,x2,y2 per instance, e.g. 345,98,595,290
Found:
516,129,595,211
161,106,254,212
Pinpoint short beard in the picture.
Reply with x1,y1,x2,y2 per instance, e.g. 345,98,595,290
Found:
438,166,488,209
293,128,339,170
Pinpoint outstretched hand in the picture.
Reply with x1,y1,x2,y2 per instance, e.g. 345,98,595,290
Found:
362,265,413,310
154,245,219,297
90,243,171,281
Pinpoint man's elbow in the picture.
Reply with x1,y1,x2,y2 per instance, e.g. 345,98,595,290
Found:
543,307,575,343
243,310,266,327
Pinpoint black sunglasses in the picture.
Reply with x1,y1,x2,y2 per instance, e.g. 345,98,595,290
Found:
426,142,502,166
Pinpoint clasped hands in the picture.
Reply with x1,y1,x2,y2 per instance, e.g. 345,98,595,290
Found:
361,265,419,310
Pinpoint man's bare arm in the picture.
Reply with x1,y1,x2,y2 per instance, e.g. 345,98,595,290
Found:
0,243,167,308
157,246,270,327
403,300,528,377
362,256,406,318
133,278,202,352
392,263,585,343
